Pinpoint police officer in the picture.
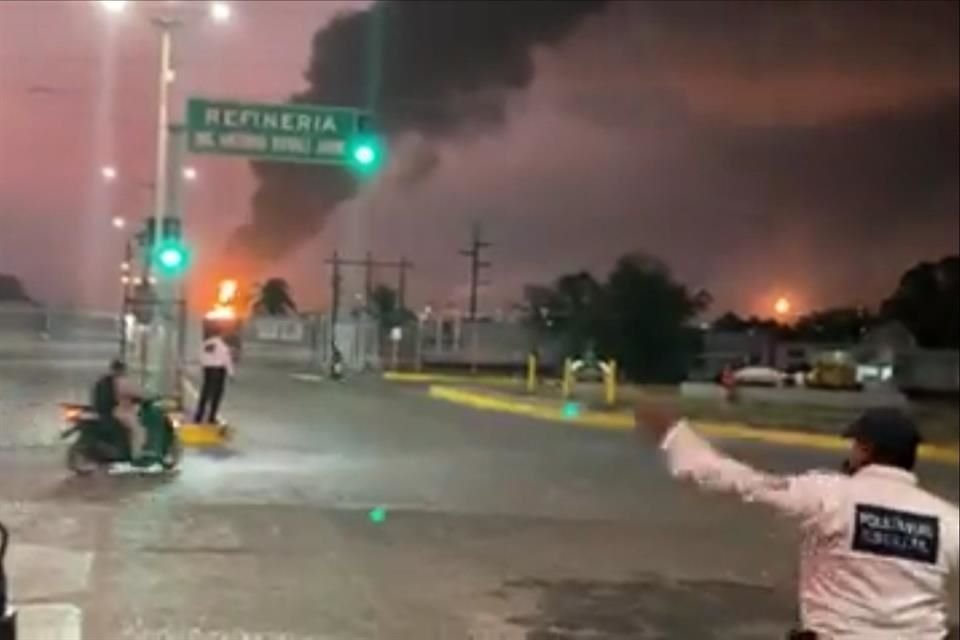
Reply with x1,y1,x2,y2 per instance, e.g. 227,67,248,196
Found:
635,403,959,639
194,330,234,424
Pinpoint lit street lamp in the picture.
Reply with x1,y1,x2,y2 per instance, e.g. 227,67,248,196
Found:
210,2,232,22
101,165,118,181
98,0,230,257
112,216,126,229
99,0,127,12
182,166,198,182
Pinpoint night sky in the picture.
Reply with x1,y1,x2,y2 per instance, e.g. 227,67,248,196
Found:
0,0,957,316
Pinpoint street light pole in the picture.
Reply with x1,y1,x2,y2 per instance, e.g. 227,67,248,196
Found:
142,18,179,396
151,18,176,251
98,0,231,397
119,238,133,359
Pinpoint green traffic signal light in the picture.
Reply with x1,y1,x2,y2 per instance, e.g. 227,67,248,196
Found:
353,144,376,166
159,247,184,268
347,134,384,176
152,239,191,278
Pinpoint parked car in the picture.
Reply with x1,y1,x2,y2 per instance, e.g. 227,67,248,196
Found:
733,366,786,387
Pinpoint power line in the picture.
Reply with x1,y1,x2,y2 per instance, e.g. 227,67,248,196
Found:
459,222,491,322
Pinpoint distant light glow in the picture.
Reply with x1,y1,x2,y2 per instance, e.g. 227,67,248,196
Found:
112,216,126,229
774,296,792,316
101,165,118,181
205,305,236,320
99,0,128,13
210,2,231,22
182,166,198,181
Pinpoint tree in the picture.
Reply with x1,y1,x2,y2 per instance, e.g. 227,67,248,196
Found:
524,254,710,382
712,312,749,332
881,255,959,348
253,278,297,316
598,254,710,382
792,307,877,343
367,284,413,329
524,271,604,355
0,274,31,303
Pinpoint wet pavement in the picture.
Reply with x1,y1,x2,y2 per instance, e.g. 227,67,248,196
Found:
1,342,957,639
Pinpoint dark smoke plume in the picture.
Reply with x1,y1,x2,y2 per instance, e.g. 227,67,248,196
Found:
234,0,609,263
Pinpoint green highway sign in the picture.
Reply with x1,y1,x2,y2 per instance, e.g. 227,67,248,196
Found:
186,98,363,165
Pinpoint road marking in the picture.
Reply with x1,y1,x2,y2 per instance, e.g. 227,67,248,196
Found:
384,371,519,385
119,625,329,640
17,604,82,640
290,373,324,383
427,385,960,466
9,544,94,600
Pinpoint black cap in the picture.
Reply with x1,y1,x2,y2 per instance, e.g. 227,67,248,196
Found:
843,408,923,453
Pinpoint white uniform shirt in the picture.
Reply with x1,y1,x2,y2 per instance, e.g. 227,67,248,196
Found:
200,336,234,375
661,421,960,639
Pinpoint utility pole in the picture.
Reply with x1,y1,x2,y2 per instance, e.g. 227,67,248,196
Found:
397,257,411,310
329,251,342,342
363,251,374,303
326,252,413,373
460,223,491,321
328,254,414,311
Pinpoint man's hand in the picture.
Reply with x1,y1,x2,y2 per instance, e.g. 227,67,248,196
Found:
634,399,682,445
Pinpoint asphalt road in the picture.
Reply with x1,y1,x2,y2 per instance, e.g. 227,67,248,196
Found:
1,341,957,639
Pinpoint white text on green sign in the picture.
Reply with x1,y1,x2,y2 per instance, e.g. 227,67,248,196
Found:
186,98,362,165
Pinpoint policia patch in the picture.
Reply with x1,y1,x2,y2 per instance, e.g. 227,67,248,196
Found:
853,504,940,564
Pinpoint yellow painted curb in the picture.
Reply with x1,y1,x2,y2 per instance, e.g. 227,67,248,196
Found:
177,423,231,447
427,385,960,466
178,376,232,447
384,371,520,386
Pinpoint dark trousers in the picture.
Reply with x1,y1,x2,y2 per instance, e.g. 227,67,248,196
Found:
194,367,227,423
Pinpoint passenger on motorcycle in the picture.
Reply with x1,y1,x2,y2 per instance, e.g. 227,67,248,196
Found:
92,360,147,459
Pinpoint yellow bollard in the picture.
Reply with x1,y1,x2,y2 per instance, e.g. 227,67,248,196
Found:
526,352,538,394
561,358,573,399
604,360,618,407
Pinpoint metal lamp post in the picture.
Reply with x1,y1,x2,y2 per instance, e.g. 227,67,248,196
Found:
99,0,230,396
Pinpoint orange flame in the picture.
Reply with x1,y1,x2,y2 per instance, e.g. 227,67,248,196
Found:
217,279,238,305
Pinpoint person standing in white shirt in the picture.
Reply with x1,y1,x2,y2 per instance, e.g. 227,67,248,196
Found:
635,402,959,640
194,331,235,424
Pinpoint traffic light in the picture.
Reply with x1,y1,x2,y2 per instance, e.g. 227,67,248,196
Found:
347,135,384,175
148,217,191,278
347,113,385,177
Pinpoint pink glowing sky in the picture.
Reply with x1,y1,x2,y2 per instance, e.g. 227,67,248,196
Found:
1,0,957,317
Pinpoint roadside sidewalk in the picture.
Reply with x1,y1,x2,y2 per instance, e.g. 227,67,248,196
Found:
425,384,960,466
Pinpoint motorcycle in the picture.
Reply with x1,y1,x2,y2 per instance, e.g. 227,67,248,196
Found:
60,398,183,475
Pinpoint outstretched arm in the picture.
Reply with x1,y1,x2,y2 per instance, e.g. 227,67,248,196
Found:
636,403,832,520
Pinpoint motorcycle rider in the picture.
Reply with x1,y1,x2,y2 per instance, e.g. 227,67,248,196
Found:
635,401,959,639
92,359,147,461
